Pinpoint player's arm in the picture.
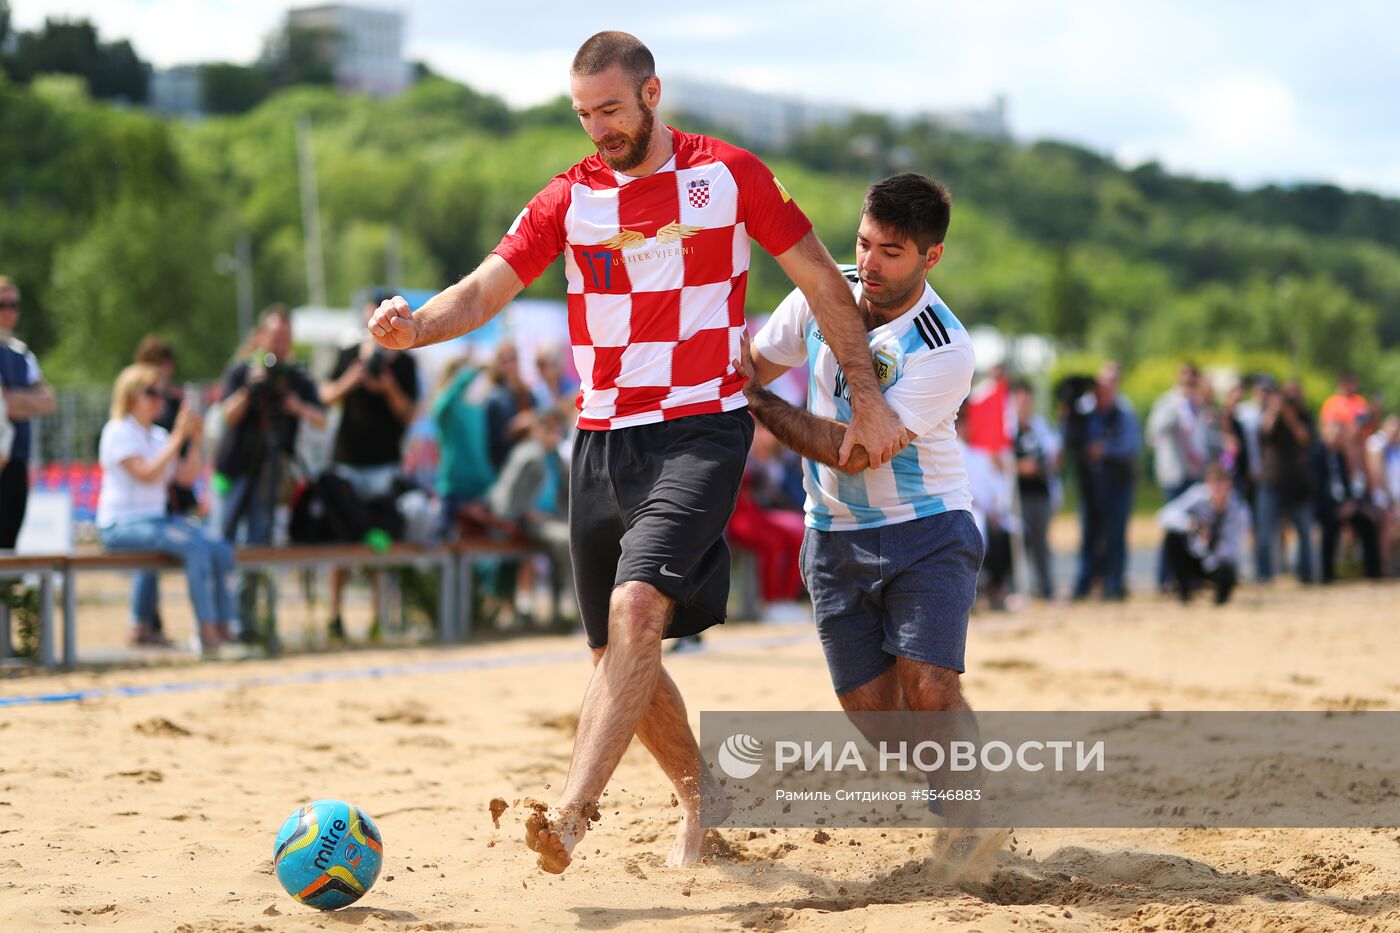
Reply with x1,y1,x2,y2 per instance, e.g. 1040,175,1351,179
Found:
808,326,970,474
370,254,524,351
772,230,906,467
739,339,905,475
749,347,792,390
746,380,889,475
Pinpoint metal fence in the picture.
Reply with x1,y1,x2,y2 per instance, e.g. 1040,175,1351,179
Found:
32,382,340,472
32,387,113,466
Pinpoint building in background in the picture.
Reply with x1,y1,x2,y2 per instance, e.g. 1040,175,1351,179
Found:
661,77,854,151
661,78,1010,150
280,3,411,97
152,3,411,117
149,65,204,117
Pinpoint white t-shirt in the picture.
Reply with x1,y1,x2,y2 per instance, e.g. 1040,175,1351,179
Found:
959,439,1014,538
97,416,174,527
753,272,975,531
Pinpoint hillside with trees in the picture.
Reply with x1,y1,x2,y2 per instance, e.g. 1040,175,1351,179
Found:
2,48,1398,408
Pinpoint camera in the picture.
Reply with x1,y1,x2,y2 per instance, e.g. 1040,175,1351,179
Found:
1055,374,1098,453
365,347,390,378
248,352,296,408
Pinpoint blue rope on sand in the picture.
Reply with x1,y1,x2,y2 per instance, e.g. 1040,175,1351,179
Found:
0,630,814,709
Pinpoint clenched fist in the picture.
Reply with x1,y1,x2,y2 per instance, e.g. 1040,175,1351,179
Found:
368,295,417,350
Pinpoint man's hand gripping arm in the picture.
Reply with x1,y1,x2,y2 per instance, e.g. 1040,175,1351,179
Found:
738,333,910,475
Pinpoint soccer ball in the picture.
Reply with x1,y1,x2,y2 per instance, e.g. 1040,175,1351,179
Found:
273,799,384,910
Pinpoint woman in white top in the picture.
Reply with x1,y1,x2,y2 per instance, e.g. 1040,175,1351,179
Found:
97,364,234,650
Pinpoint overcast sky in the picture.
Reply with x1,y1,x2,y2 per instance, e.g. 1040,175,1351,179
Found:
13,0,1400,196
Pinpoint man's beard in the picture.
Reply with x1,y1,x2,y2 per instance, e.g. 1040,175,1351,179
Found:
598,100,656,172
861,270,925,312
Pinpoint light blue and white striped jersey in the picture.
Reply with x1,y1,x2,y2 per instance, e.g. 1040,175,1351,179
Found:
753,272,975,531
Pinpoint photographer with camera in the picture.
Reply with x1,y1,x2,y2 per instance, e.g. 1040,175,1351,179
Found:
1067,362,1140,601
1255,377,1316,583
318,295,420,639
216,306,326,648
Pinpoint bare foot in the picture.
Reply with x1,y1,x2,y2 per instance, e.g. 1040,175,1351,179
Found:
666,810,706,867
667,778,731,868
931,827,1010,887
524,800,598,874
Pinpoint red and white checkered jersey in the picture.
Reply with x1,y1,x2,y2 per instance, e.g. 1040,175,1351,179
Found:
492,128,812,431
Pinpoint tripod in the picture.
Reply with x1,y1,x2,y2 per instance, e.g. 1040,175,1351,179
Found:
221,399,291,654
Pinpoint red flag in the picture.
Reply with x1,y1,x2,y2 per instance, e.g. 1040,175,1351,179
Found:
965,375,1010,454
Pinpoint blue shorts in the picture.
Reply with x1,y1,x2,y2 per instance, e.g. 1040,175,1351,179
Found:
800,510,984,696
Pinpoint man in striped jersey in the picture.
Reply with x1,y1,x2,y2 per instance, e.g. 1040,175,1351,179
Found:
744,172,981,722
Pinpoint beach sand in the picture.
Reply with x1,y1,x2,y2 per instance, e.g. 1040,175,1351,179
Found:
3,578,1399,931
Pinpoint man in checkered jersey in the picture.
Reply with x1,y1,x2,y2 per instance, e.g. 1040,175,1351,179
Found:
369,31,905,873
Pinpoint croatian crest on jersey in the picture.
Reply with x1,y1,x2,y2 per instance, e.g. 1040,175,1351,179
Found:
687,178,711,209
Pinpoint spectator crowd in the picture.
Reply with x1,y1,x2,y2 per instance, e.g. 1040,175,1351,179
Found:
3,269,1398,656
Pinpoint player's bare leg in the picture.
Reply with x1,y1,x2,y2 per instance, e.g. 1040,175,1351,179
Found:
838,665,905,714
526,581,670,874
839,660,1002,879
895,656,967,713
838,666,908,770
629,662,730,866
895,658,1006,882
532,646,726,867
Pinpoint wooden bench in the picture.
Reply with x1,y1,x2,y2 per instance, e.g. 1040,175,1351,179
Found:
0,536,558,668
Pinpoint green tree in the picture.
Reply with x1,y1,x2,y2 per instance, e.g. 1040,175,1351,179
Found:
201,63,269,115
46,196,232,382
5,18,148,102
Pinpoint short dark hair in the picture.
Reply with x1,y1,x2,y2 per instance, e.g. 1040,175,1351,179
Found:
134,334,175,367
572,31,656,91
861,173,952,251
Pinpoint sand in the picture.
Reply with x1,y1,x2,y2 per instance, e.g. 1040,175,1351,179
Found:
3,578,1400,931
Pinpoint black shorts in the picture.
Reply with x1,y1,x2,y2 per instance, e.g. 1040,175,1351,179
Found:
569,409,754,649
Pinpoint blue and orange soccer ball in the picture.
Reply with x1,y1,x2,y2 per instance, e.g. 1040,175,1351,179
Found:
273,799,384,910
